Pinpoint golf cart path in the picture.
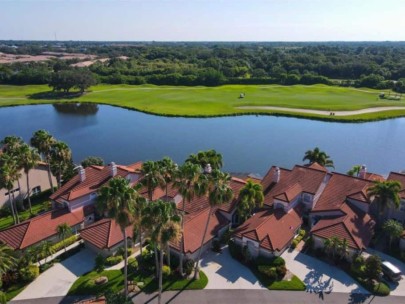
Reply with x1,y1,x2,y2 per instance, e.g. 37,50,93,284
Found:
237,106,405,116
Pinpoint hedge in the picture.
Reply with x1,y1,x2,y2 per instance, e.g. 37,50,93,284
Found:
19,265,39,282
105,255,123,266
51,235,79,253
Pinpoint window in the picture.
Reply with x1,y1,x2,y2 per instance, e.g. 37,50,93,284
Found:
32,186,41,196
5,188,20,196
90,192,97,200
400,200,405,212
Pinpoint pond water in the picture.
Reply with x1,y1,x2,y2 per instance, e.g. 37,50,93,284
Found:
1,103,404,176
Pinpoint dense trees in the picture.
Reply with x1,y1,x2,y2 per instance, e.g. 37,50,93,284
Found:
2,42,405,88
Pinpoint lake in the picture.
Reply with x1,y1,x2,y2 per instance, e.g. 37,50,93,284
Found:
1,103,404,176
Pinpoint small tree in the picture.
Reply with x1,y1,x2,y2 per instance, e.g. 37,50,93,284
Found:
382,219,404,249
364,255,382,282
56,223,72,253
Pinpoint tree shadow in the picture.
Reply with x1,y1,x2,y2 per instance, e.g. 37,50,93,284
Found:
348,290,373,304
28,91,84,100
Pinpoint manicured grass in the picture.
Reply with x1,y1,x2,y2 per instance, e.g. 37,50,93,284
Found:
268,275,306,291
68,269,208,296
1,84,405,121
0,200,51,230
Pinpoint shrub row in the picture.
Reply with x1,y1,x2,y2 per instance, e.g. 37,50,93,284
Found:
105,255,124,266
51,235,80,253
291,229,306,249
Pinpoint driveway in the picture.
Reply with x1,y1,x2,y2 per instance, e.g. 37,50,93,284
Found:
200,246,265,289
282,249,368,294
13,248,96,300
366,248,405,296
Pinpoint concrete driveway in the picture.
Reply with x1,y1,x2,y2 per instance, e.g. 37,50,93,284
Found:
366,248,405,296
13,248,96,300
282,249,368,294
200,246,265,289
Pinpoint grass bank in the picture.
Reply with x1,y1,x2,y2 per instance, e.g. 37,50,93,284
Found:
1,84,405,122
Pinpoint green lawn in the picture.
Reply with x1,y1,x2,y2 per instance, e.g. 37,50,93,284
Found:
1,84,405,121
268,275,306,291
0,200,51,230
68,269,208,296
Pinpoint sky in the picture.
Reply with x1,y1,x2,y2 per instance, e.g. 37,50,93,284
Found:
0,0,404,41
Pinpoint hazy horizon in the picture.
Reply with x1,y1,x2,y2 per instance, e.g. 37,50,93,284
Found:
1,0,405,41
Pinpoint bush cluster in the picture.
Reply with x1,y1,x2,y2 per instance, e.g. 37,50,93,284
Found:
51,235,79,253
291,229,306,249
105,255,124,266
19,264,40,282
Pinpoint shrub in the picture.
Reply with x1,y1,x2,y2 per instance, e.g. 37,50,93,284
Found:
141,248,155,271
255,256,273,266
95,254,105,272
291,239,299,249
299,229,306,237
242,245,252,263
212,239,221,252
272,257,285,267
276,265,287,279
127,257,138,273
162,265,171,278
117,246,133,257
373,281,390,296
258,265,278,281
105,255,123,266
221,228,233,244
51,235,79,253
19,264,39,282
184,259,194,276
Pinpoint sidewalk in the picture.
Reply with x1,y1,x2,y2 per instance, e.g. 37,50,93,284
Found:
35,239,83,266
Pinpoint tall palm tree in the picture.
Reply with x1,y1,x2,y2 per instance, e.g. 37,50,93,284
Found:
157,157,178,199
173,162,206,275
134,195,147,259
237,180,264,222
97,176,138,298
324,236,341,260
186,149,223,170
302,147,334,169
18,144,41,214
0,243,17,276
31,130,56,192
56,222,72,253
140,160,164,201
40,240,55,264
367,180,402,225
0,156,21,224
347,165,361,177
142,200,181,304
194,169,233,279
50,141,72,188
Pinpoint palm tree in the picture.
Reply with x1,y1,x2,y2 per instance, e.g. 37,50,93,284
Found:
157,157,178,199
0,156,21,224
347,165,361,177
50,141,72,188
142,200,181,304
186,149,223,170
0,243,17,276
367,180,402,225
140,160,164,201
173,162,206,275
134,195,147,259
338,238,349,260
302,147,334,169
56,223,72,253
237,180,264,222
194,169,233,279
31,130,56,192
382,219,403,249
18,144,41,214
40,240,55,264
97,176,138,298
323,236,341,261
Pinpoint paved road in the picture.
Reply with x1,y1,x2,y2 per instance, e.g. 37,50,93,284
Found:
237,106,405,116
13,248,95,300
282,249,368,294
200,246,265,289
10,290,405,304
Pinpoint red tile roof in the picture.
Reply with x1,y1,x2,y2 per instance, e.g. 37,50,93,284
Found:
50,162,142,204
261,165,328,207
387,172,405,199
80,218,133,249
0,208,84,250
170,208,229,254
176,177,246,215
306,162,328,172
312,173,374,212
311,203,375,250
234,208,302,252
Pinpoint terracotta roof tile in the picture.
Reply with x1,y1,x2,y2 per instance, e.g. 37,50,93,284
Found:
50,162,142,204
0,208,84,250
387,172,405,199
170,208,229,254
80,218,133,249
261,165,328,207
312,173,375,212
311,203,375,250
234,208,302,251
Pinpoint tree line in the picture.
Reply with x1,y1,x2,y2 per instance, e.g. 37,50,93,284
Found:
1,42,405,91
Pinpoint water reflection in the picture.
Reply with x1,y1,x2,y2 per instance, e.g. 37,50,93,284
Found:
53,103,99,115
